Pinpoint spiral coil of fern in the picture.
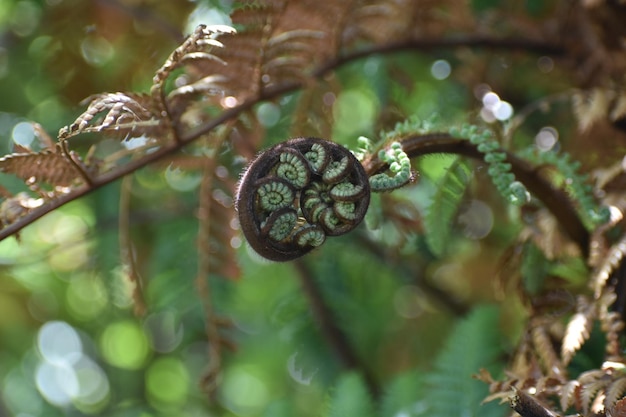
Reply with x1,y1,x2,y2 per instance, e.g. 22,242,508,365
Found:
236,137,370,261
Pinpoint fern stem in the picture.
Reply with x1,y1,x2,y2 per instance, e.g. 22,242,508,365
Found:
314,37,564,78
59,140,95,187
118,175,147,316
292,259,381,399
196,157,222,396
510,389,557,417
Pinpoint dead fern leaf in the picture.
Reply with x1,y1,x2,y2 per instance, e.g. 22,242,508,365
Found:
573,88,613,132
185,29,266,102
600,310,625,359
560,379,581,412
605,376,626,409
0,193,43,227
344,1,413,44
518,209,581,260
0,150,83,189
562,297,596,365
578,369,607,386
531,323,566,377
59,93,164,141
167,75,229,101
151,24,235,97
610,92,626,124
582,378,609,415
607,397,626,417
263,29,325,84
592,234,626,297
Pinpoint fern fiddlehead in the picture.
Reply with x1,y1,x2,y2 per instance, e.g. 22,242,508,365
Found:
236,137,370,261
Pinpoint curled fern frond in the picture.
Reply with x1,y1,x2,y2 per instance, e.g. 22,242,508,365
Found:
236,137,370,261
369,142,413,192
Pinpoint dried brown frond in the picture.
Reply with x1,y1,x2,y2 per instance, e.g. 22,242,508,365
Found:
167,75,229,102
610,92,626,125
59,93,165,141
196,153,239,395
151,24,235,98
531,321,567,378
578,369,610,415
598,295,624,359
0,148,85,190
0,193,43,228
343,0,415,45
591,235,626,297
607,397,626,417
179,4,283,105
560,379,581,412
180,0,395,109
262,29,326,84
605,376,626,409
182,29,265,105
562,296,596,365
273,0,355,60
573,88,615,132
518,209,582,260
571,363,626,415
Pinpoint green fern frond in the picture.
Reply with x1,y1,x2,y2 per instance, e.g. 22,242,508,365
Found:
426,305,507,417
382,115,441,142
451,124,530,206
520,241,549,295
520,148,610,229
380,371,424,417
424,157,472,257
324,372,376,417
